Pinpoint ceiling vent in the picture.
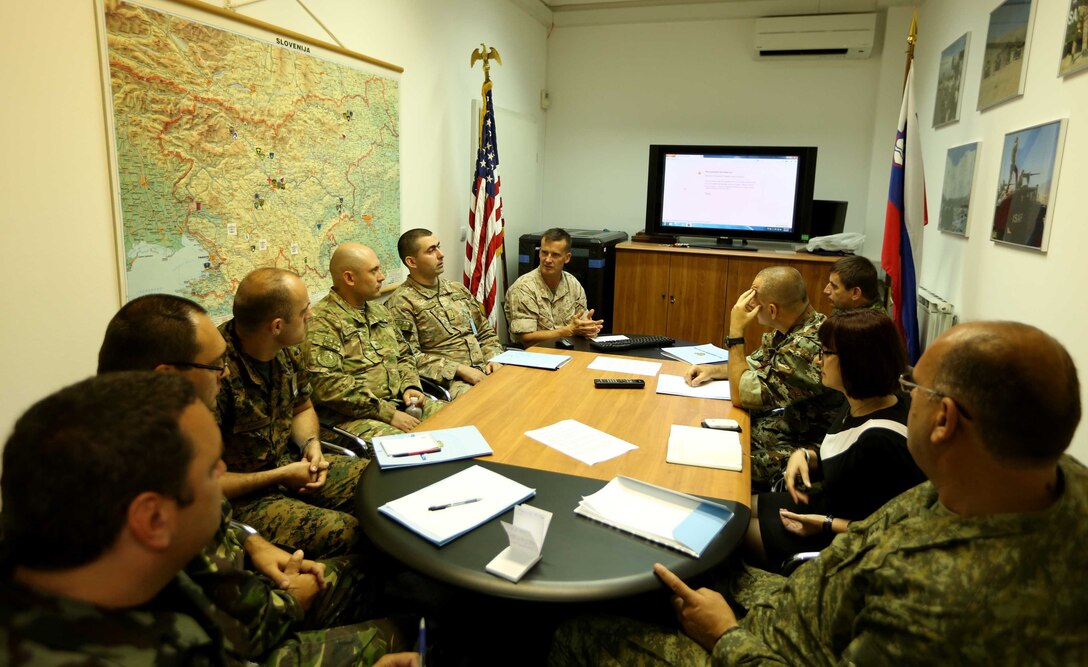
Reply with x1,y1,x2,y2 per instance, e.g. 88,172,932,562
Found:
754,13,876,60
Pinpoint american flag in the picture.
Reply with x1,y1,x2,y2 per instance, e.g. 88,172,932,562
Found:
464,81,505,329
881,62,927,363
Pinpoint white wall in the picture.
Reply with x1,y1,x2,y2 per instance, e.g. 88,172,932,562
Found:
908,0,1088,462
541,13,903,239
0,0,547,446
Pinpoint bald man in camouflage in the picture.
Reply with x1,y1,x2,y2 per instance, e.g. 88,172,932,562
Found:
305,243,444,440
553,321,1088,665
688,266,842,488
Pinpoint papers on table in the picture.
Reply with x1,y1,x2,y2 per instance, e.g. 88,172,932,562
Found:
575,477,734,558
661,344,730,365
490,349,571,370
655,374,732,400
373,426,493,469
587,355,662,377
378,465,536,546
666,425,743,472
525,419,637,465
486,504,553,582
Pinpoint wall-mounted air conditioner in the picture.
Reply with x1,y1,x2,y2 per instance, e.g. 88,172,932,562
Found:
754,13,876,60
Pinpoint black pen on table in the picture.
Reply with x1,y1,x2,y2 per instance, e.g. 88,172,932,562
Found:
427,497,481,511
418,617,426,667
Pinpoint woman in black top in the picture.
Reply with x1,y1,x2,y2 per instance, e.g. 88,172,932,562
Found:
744,310,926,571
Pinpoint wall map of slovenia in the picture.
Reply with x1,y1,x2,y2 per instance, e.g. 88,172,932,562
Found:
104,1,400,319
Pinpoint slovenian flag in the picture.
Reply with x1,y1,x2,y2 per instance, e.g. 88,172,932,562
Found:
881,62,927,364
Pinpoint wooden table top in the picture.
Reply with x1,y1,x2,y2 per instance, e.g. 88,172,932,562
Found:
416,348,751,504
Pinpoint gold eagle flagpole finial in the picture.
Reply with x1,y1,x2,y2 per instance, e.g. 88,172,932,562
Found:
470,43,502,83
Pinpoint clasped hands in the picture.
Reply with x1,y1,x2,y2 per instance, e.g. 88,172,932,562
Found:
566,309,603,338
282,439,329,494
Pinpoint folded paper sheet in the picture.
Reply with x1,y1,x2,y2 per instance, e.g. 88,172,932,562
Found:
486,504,553,582
525,419,638,465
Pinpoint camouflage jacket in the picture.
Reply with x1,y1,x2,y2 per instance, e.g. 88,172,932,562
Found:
831,298,887,316
504,268,587,335
216,320,312,473
385,276,504,381
0,565,229,666
184,499,302,660
305,289,422,424
738,308,841,439
715,455,1088,665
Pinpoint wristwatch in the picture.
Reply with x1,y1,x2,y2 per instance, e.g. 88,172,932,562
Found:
823,515,834,535
724,336,746,347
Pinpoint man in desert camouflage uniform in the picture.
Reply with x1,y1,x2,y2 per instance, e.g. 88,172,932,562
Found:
217,268,367,557
688,266,842,487
824,255,886,314
0,373,416,667
96,294,383,657
306,243,444,439
504,227,603,347
552,321,1088,666
386,229,504,400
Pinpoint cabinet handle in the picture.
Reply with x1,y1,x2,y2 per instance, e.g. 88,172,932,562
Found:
660,293,666,300
669,295,675,304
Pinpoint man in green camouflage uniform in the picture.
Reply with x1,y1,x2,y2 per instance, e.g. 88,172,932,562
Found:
689,267,842,487
386,229,504,400
0,373,416,667
824,255,887,315
217,268,367,557
504,227,603,347
306,243,444,439
96,293,383,651
551,321,1088,665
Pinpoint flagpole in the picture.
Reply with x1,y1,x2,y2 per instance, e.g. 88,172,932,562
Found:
884,12,919,312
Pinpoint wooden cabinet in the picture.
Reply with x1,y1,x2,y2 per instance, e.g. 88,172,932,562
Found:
614,242,839,347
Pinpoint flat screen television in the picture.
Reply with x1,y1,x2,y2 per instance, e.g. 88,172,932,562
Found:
644,144,818,245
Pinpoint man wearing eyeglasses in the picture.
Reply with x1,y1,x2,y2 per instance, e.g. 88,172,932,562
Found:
98,294,391,660
386,229,504,400
552,321,1087,665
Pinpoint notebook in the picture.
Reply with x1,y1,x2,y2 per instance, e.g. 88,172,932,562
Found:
665,424,743,472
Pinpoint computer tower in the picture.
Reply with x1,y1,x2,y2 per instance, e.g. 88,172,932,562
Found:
517,229,628,334
809,200,848,237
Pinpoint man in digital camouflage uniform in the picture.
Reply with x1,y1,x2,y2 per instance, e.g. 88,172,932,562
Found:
96,293,384,659
688,266,842,487
823,255,886,314
217,268,367,557
552,321,1088,665
386,229,504,400
0,372,417,667
305,243,444,439
504,227,603,347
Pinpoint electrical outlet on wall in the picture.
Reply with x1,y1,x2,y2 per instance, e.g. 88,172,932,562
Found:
540,89,550,110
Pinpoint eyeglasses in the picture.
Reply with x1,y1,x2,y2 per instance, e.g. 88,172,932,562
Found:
819,347,836,357
169,360,227,374
898,371,972,419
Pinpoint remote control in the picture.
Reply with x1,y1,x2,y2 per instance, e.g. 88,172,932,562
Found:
701,418,742,431
593,378,645,389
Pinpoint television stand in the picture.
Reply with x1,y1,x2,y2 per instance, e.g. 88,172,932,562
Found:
714,237,758,251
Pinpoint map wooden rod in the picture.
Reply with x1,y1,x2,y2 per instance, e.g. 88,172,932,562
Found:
169,0,403,73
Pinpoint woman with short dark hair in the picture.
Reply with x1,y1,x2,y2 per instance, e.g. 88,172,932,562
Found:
744,309,926,570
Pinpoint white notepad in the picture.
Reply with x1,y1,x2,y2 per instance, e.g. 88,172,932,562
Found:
666,424,743,472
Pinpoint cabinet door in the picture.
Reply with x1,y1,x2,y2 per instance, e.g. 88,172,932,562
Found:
613,250,670,335
666,254,728,344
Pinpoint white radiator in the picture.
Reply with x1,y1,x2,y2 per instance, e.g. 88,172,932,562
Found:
917,287,956,351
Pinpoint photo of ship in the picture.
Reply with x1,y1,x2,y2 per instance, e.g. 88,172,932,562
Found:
991,119,1066,251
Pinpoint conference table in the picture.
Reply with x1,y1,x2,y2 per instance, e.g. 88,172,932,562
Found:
356,346,752,602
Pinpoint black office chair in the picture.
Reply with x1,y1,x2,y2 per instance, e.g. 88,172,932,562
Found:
781,551,820,576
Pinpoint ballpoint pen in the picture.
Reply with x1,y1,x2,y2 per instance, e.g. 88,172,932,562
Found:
417,617,426,667
428,497,482,511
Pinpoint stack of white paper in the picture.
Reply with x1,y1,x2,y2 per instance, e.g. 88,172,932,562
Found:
587,355,662,377
524,419,638,465
655,374,732,400
575,477,733,558
378,465,536,546
666,424,743,471
489,349,571,370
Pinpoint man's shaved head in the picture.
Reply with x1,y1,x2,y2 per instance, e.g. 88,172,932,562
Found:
933,322,1080,464
754,266,808,309
232,267,300,332
330,243,378,288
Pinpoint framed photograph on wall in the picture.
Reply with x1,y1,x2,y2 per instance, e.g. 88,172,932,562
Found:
938,142,980,237
991,119,1068,252
933,33,969,127
1059,0,1088,77
978,0,1037,111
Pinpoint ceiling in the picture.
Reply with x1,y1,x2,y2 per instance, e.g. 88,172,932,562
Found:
517,0,919,27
